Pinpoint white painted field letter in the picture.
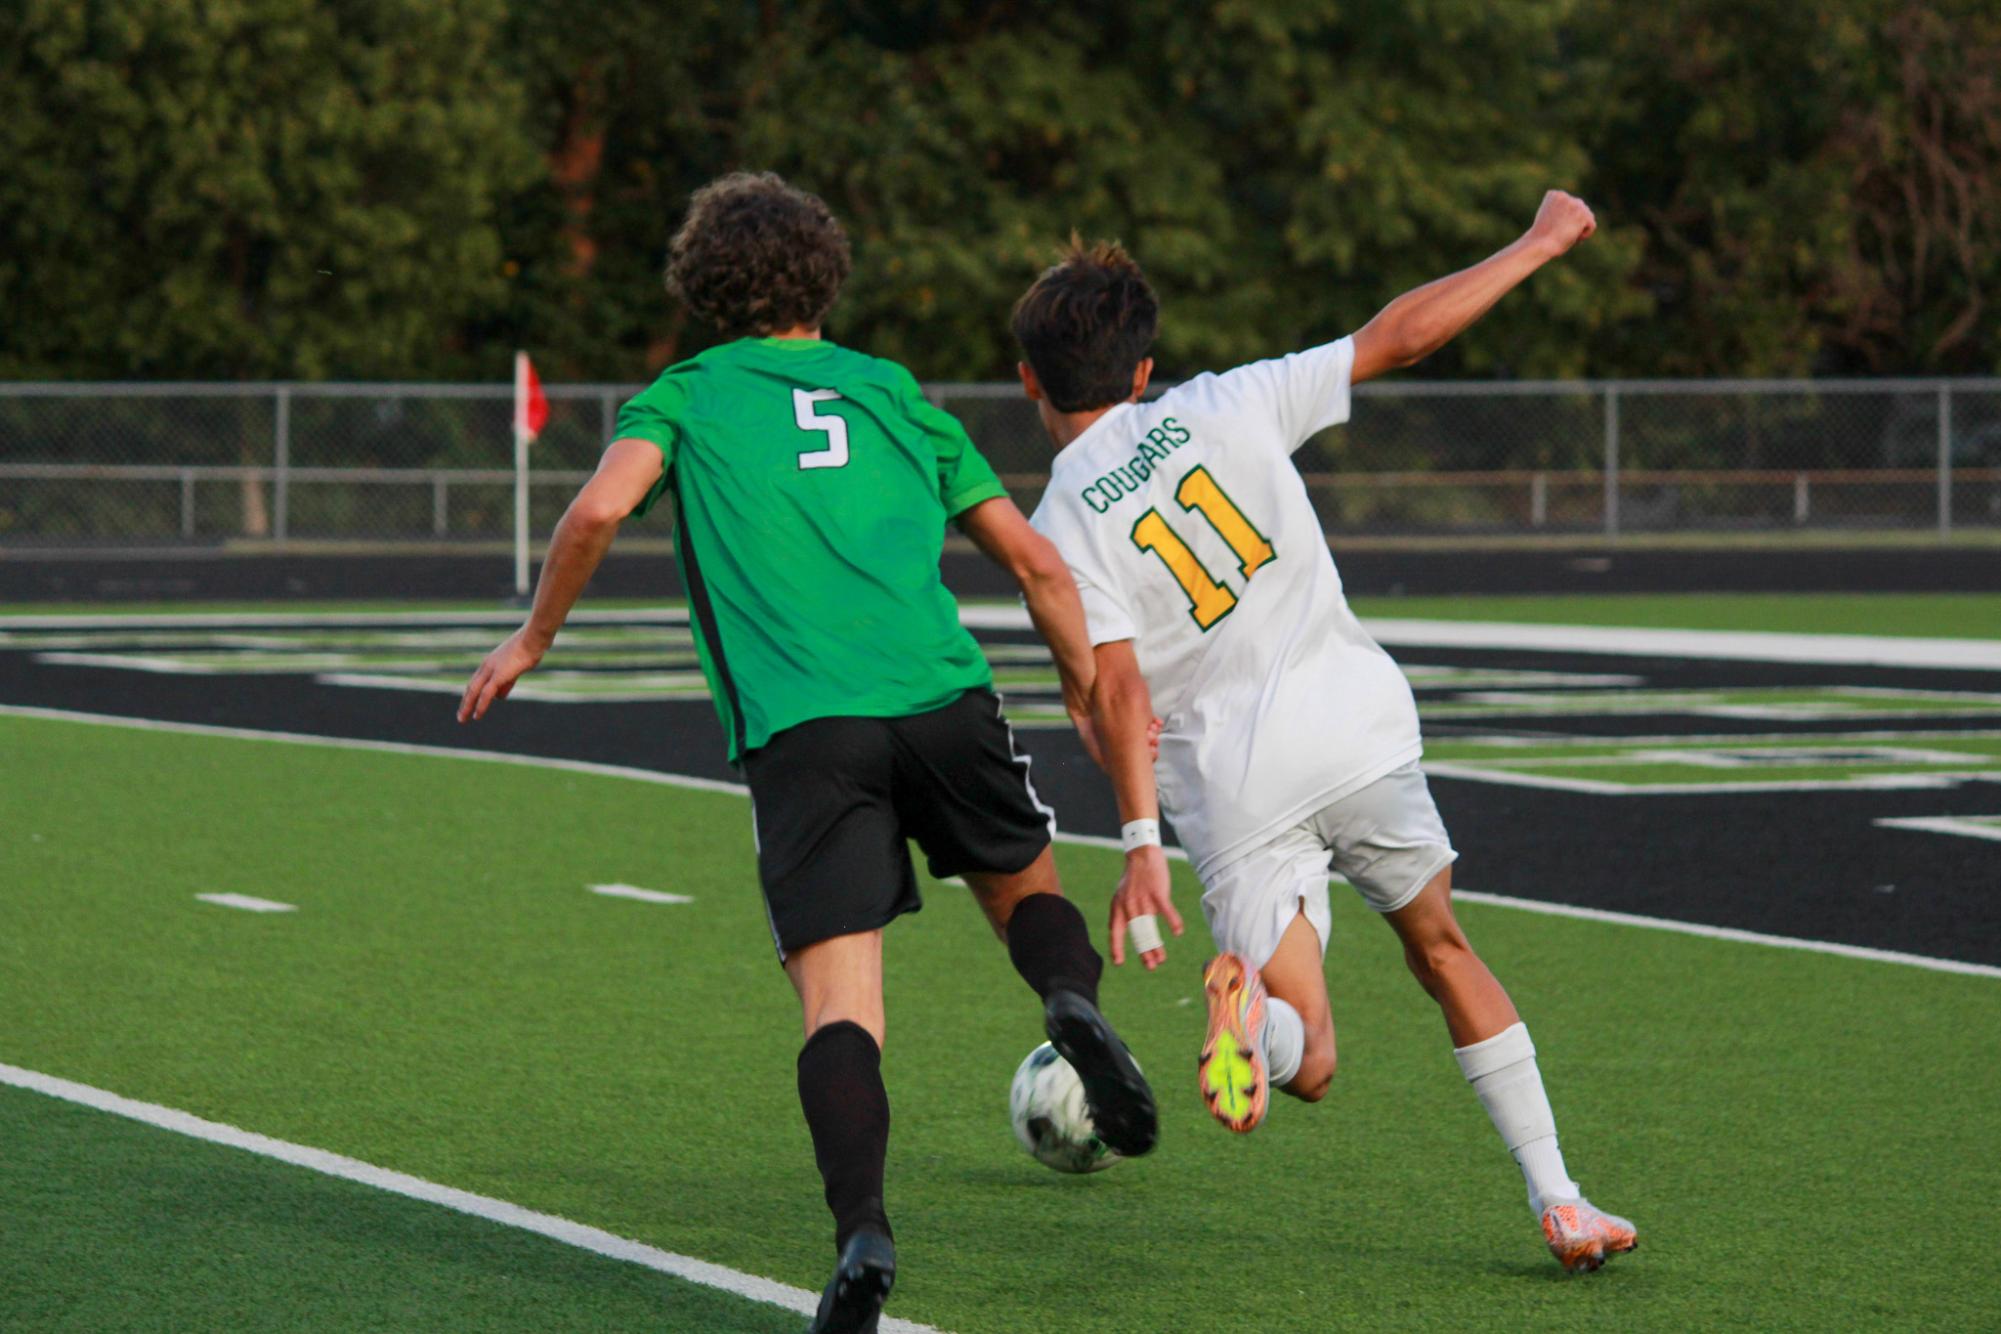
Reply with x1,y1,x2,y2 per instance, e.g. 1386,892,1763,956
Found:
793,389,850,470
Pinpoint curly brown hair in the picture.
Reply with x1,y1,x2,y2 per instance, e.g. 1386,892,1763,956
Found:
1011,236,1159,413
665,172,852,337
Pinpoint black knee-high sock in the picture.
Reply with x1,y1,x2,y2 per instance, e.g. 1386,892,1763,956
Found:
1005,892,1103,1007
796,1020,892,1252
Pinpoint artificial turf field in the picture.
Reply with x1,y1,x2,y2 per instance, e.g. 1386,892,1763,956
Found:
4,701,2000,1330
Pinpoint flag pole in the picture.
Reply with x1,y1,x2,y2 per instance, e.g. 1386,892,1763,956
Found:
512,350,530,598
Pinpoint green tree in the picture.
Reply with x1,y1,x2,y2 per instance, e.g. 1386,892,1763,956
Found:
491,1,1641,383
1578,0,2001,376
0,0,536,382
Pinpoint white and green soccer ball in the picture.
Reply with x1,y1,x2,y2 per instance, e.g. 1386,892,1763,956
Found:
1008,1041,1130,1175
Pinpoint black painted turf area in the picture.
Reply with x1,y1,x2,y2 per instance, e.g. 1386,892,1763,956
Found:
2,627,1996,968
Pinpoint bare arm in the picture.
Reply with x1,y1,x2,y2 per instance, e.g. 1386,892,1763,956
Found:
458,438,664,722
1350,190,1597,385
1091,640,1182,970
956,496,1097,720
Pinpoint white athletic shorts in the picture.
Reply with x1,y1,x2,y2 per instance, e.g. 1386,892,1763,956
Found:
1198,761,1458,969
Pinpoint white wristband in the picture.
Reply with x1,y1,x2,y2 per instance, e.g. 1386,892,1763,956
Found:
1121,818,1162,853
1127,914,1164,953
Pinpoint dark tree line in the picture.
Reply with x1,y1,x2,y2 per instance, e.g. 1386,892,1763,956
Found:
3,0,1996,384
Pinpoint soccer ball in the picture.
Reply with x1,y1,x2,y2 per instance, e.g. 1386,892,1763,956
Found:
1008,1041,1129,1174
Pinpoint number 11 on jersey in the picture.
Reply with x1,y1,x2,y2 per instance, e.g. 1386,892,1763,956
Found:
1131,465,1276,629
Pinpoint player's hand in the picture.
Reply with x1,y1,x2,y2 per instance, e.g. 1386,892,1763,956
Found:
1525,189,1596,259
457,628,545,722
1107,845,1182,971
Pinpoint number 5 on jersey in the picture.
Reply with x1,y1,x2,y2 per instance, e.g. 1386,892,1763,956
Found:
1131,466,1275,629
793,388,849,470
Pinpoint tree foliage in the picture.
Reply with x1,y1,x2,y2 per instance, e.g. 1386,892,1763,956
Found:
0,0,535,380
4,0,1997,383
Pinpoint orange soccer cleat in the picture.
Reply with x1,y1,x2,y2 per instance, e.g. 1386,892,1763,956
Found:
1540,1198,1639,1273
1198,953,1270,1133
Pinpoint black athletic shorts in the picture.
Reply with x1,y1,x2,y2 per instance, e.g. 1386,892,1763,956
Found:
741,688,1054,961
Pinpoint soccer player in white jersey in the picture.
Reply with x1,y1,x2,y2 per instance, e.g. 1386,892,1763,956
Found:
1016,191,1638,1273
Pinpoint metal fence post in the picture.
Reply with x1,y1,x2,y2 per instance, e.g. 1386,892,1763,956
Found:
1938,383,1953,540
600,390,617,442
1794,473,1810,525
180,467,196,539
1603,385,1621,538
273,385,292,543
1530,472,1548,528
433,475,449,537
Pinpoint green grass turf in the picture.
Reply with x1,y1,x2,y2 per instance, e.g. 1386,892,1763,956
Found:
1348,592,2001,639
0,1085,791,1332
4,713,2000,1329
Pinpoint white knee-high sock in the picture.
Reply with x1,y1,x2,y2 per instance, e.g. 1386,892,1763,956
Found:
1453,1022,1579,1216
1262,995,1304,1087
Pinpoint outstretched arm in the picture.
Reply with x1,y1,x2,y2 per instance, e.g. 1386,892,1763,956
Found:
956,496,1098,721
458,438,664,722
1091,640,1181,970
1350,190,1597,385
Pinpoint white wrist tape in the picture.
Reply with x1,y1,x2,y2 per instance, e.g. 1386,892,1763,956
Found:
1127,915,1164,953
1121,818,1162,853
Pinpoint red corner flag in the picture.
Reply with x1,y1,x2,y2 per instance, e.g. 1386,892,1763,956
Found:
513,350,549,446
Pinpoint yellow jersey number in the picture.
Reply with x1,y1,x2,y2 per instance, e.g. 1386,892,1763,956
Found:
1129,466,1275,629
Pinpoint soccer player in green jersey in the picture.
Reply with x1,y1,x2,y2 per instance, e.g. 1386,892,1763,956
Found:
458,172,1166,1333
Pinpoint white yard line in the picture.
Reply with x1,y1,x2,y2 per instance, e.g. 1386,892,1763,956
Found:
968,607,2001,670
195,893,297,913
1875,816,2001,844
588,884,695,905
1421,760,1984,796
0,608,690,630
3,702,1994,980
1449,891,2001,981
1361,618,2001,671
0,703,753,796
9,605,2001,669
0,1061,940,1332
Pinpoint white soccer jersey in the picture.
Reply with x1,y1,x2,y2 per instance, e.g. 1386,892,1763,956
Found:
1029,337,1422,878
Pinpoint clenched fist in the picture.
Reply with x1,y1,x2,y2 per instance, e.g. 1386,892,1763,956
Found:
1525,190,1596,259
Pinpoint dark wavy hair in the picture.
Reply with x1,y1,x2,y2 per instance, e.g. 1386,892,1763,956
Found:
1011,236,1159,413
665,172,852,337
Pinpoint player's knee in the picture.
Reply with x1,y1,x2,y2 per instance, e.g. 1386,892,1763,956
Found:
803,1004,886,1049
1285,1024,1337,1102
1288,1047,1336,1102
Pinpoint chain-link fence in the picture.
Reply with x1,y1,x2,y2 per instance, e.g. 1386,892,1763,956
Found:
1,377,1995,546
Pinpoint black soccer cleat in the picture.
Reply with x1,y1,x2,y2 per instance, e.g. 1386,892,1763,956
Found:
806,1228,896,1334
1044,988,1159,1158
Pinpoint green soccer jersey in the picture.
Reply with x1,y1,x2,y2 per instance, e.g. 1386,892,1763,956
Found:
614,336,1008,761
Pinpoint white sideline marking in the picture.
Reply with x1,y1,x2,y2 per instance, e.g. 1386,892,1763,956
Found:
1422,761,1984,796
964,606,2001,670
0,704,752,797
196,893,297,914
3,702,1992,982
1451,891,2001,981
1876,816,2001,844
0,1062,940,1332
0,608,691,630
10,605,2000,669
589,883,694,905
1363,618,2001,672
